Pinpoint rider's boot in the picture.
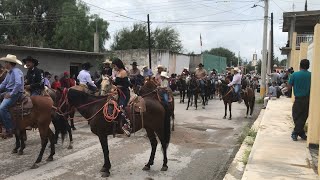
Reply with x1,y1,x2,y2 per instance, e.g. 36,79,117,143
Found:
120,108,131,137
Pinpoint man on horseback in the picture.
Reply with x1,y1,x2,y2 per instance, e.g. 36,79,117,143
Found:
102,59,113,77
129,61,144,87
155,65,164,86
142,65,153,77
0,54,24,138
228,67,242,103
77,62,97,92
159,72,170,105
195,63,207,96
23,56,44,96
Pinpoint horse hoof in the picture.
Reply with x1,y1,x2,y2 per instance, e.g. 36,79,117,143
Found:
101,172,110,177
12,149,18,154
186,108,188,110
223,116,226,119
249,115,252,119
18,151,23,155
161,166,168,171
67,145,73,149
100,167,108,172
46,157,53,161
142,165,150,171
72,127,77,131
31,163,39,169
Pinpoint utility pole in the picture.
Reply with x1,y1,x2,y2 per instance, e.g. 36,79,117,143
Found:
238,51,240,67
147,14,152,69
93,19,99,52
270,12,274,72
260,0,269,98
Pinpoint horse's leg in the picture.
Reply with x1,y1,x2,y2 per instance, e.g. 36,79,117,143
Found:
195,94,198,110
18,130,26,155
182,90,186,103
70,110,76,130
47,128,55,161
202,95,206,109
250,98,255,118
223,102,227,119
67,122,73,149
179,90,182,103
98,135,111,177
245,100,249,118
31,128,49,169
143,128,158,171
12,131,20,154
159,137,168,171
228,103,232,120
186,94,190,110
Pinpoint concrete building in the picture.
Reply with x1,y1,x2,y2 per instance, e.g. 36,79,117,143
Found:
0,45,104,79
280,10,320,68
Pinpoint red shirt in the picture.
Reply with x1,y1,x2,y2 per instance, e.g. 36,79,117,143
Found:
51,81,61,90
70,78,76,87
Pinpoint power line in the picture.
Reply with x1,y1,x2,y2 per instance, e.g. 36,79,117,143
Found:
272,0,285,11
152,18,263,24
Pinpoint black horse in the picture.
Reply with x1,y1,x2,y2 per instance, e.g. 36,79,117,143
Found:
176,77,187,103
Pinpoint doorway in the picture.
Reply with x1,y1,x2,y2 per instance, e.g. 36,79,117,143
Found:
70,63,82,79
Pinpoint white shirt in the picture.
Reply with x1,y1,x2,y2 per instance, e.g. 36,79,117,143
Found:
77,70,96,87
228,73,242,86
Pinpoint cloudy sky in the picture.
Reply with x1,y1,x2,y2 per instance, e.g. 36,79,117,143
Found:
83,0,320,62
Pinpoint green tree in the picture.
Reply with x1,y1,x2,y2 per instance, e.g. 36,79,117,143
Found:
111,24,183,52
205,47,238,67
153,27,182,52
280,59,287,66
51,2,109,51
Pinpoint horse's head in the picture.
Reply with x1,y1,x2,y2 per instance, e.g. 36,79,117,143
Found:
139,78,158,96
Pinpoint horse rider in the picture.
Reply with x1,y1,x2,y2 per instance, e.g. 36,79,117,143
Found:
159,71,170,105
0,54,24,138
155,65,165,86
228,67,242,103
182,67,190,76
102,59,113,77
142,65,153,78
23,56,44,96
60,71,72,89
129,61,143,87
77,62,97,92
195,63,207,96
111,58,131,136
44,72,52,88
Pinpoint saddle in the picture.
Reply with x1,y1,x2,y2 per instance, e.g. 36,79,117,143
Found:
128,95,146,113
11,94,33,116
71,85,100,96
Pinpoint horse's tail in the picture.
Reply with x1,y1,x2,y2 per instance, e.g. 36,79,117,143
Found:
163,105,171,147
52,114,68,142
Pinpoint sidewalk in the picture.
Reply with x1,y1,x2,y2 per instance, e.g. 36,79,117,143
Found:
242,98,319,180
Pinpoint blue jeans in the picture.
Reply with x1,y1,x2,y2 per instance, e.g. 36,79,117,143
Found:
234,84,241,100
162,92,169,105
31,90,41,96
0,93,22,131
199,80,205,96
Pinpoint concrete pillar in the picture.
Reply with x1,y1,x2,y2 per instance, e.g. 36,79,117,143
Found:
307,24,320,147
299,43,309,60
290,32,297,102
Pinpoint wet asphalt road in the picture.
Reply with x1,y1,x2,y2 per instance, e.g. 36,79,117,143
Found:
0,97,260,180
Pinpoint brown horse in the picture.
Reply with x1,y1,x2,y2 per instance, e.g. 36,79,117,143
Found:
63,84,171,177
12,95,55,169
241,79,255,118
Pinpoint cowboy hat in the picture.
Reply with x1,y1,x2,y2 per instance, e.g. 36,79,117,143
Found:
157,65,164,69
22,56,39,66
234,67,240,72
103,59,112,64
160,71,169,78
142,65,147,69
198,63,204,67
82,62,93,69
0,54,22,65
130,62,138,66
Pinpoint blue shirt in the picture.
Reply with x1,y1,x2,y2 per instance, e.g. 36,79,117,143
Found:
0,67,24,95
268,86,277,97
288,70,311,97
143,69,153,77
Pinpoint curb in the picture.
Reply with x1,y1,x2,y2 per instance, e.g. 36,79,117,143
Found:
223,109,265,180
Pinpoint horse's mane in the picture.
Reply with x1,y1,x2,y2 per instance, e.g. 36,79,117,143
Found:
68,88,109,99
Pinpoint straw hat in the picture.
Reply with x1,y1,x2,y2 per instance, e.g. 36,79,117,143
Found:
142,65,147,69
0,54,22,65
157,65,164,69
160,71,169,78
234,67,240,72
103,59,112,64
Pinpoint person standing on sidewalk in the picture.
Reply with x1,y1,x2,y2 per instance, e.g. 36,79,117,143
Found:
288,59,311,141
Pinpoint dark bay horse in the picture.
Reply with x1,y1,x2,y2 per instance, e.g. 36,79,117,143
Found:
186,74,201,110
176,77,187,103
63,85,171,177
218,80,234,120
241,79,255,118
12,96,55,169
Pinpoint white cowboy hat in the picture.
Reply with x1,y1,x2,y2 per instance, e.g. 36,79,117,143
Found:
103,59,112,64
157,65,164,69
0,54,22,65
234,67,240,72
160,71,169,78
142,65,147,69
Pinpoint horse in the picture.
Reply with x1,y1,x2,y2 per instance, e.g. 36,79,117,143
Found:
0,67,7,134
186,74,200,110
217,80,234,120
176,77,187,103
61,83,171,177
241,79,255,118
11,95,55,169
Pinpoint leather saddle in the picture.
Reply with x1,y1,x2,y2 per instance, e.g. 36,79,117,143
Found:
11,94,33,116
128,95,146,113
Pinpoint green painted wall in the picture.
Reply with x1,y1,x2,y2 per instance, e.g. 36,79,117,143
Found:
202,54,227,73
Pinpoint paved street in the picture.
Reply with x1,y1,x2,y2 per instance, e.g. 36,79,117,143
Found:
0,97,260,180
